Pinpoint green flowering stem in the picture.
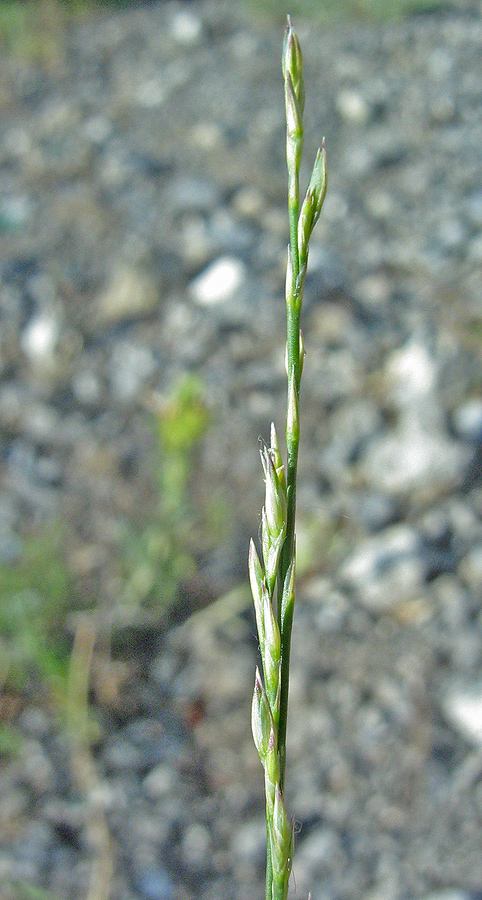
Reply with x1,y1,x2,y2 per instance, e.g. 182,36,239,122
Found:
278,19,327,796
249,16,327,900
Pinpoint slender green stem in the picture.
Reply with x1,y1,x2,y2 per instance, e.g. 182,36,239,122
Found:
265,819,273,900
276,15,304,793
250,17,326,900
284,304,302,540
277,308,301,791
288,190,300,283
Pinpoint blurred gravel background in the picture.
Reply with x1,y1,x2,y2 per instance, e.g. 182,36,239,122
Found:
2,1,482,899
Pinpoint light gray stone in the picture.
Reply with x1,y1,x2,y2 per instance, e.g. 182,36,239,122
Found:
360,414,472,500
94,267,159,326
452,399,482,443
143,765,177,801
339,524,426,613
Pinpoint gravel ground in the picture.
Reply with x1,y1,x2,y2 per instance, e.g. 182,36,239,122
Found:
2,1,482,899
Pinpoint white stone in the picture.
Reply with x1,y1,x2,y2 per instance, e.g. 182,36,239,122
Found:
170,11,203,46
189,256,246,306
21,315,59,361
444,687,482,747
386,341,436,406
336,89,370,124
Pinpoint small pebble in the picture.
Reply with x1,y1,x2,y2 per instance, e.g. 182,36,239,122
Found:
189,257,246,306
143,765,176,801
169,10,203,46
181,823,212,869
336,89,370,124
452,399,482,444
21,315,59,362
443,687,482,746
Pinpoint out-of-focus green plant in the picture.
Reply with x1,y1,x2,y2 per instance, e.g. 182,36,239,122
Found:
0,0,76,66
0,722,23,759
0,525,74,703
6,880,64,900
120,376,226,617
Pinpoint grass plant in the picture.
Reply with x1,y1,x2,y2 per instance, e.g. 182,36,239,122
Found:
249,18,327,900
